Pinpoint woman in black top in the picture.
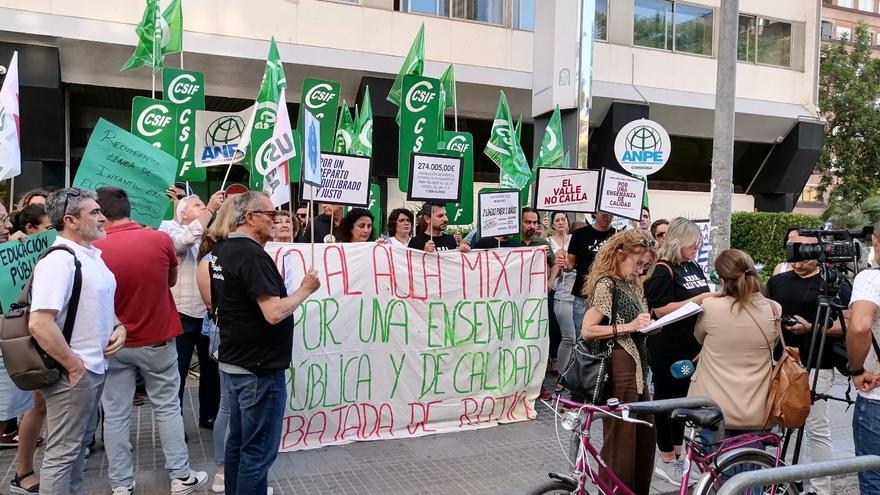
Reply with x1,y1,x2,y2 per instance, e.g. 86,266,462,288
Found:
338,208,376,243
644,217,719,486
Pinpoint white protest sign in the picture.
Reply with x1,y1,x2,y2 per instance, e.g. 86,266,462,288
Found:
301,152,371,206
407,152,464,203
479,190,520,238
266,242,549,451
614,119,672,176
533,168,600,213
695,219,711,277
598,169,646,221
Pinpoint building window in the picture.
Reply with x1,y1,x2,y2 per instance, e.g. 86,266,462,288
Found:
451,0,503,25
737,15,792,67
838,26,853,41
513,0,534,31
634,0,713,56
838,0,853,7
595,0,609,41
821,20,833,41
403,0,448,16
860,0,874,11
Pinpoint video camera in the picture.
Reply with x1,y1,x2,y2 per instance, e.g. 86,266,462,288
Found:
785,226,873,264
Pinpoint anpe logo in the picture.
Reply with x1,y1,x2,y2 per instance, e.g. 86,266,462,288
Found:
305,83,335,109
136,104,173,137
446,135,470,154
614,119,671,176
168,73,200,105
201,115,246,162
405,81,435,113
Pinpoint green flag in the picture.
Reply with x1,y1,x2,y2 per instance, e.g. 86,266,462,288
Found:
350,87,373,157
121,0,183,71
485,92,531,190
333,101,355,153
162,0,183,54
535,106,564,170
244,37,287,190
387,24,425,110
515,114,522,141
437,64,456,140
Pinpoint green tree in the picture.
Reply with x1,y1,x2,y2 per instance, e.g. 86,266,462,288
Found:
817,22,880,204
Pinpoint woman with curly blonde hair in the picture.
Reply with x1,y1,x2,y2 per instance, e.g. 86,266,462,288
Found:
581,228,658,494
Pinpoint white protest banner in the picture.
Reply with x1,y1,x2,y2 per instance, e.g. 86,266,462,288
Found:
407,152,464,203
479,189,520,238
194,106,254,167
695,219,711,276
266,242,549,451
598,169,646,221
533,168,600,213
301,152,371,206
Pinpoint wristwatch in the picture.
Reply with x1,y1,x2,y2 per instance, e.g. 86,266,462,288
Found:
849,366,866,376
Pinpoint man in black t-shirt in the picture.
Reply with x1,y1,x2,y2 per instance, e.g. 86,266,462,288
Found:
210,191,320,494
409,202,471,253
566,212,616,330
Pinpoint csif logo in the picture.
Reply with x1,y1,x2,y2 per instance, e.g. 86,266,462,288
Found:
445,135,470,154
136,104,173,137
405,80,436,113
168,73,200,105
305,83,336,112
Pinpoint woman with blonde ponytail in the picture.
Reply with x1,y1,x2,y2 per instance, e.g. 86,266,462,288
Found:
580,228,658,494
688,249,780,433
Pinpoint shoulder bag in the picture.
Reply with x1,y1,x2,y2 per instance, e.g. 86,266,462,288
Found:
0,246,82,391
558,277,619,404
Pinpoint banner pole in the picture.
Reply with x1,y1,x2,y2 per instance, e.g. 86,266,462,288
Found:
453,66,459,132
309,188,315,264
219,161,234,191
8,177,14,211
151,72,156,100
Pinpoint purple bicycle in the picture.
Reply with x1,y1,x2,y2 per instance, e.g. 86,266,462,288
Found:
528,395,796,495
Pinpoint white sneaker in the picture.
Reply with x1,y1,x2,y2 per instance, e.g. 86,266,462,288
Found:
654,459,681,487
674,458,700,486
211,473,224,493
171,470,209,495
111,482,135,495
267,488,273,495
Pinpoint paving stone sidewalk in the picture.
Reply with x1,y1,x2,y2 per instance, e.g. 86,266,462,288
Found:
0,380,861,494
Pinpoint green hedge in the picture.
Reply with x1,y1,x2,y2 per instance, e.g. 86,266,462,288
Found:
730,211,822,275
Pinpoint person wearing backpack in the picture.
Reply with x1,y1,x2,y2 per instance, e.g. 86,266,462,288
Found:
28,188,125,495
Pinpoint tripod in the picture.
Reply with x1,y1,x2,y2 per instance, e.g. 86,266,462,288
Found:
781,264,854,466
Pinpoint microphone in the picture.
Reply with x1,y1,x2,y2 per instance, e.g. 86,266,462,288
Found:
670,359,695,379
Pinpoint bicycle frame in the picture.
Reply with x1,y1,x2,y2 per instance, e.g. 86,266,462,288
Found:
552,395,785,495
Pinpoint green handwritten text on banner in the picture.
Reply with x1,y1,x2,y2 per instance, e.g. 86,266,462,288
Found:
74,118,178,228
0,229,57,312
265,242,549,452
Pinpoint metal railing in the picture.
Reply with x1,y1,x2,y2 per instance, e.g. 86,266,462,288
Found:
716,455,880,495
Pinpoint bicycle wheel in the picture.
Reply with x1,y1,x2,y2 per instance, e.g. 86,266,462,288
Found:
525,479,578,495
692,448,798,495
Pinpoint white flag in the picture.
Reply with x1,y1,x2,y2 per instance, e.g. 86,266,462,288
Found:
301,109,322,188
261,89,295,207
194,105,255,167
0,52,21,181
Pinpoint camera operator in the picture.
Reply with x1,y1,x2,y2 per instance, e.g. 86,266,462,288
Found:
847,223,880,494
766,234,851,495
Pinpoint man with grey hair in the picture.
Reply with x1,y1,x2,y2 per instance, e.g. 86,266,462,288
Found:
160,188,224,428
29,187,125,495
210,191,320,494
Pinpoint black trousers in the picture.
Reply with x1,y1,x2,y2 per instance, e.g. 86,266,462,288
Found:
176,313,220,423
650,356,692,453
548,290,561,360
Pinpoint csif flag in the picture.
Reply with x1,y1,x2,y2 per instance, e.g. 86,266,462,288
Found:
239,37,287,190
333,101,355,153
485,91,530,190
437,64,455,140
0,51,21,181
121,0,184,71
350,87,373,157
535,106,564,171
387,24,424,121
261,88,296,207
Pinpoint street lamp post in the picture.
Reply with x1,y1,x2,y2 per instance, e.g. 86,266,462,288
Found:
576,0,596,170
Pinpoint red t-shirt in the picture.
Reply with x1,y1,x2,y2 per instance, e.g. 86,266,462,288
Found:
94,221,183,346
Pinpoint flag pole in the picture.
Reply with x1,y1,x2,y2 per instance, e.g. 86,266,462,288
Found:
453,64,459,132
220,161,234,191
8,178,14,211
309,186,316,264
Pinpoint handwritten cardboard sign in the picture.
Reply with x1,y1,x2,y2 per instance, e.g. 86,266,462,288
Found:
266,241,549,451
407,152,464,203
300,152,371,207
533,168,600,213
598,169,646,221
0,229,57,312
479,189,520,238
73,118,177,228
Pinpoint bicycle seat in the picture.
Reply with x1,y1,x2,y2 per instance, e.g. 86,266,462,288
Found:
670,407,723,430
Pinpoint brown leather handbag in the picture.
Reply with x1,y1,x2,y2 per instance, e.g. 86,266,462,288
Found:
0,246,82,391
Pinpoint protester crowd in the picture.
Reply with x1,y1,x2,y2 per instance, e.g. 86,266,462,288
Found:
0,184,879,495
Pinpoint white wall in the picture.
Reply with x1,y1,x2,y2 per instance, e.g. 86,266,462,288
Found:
648,190,755,221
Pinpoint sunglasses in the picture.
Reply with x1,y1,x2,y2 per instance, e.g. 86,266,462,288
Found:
176,193,185,200
250,210,280,219
655,232,666,239
62,189,82,218
296,213,308,219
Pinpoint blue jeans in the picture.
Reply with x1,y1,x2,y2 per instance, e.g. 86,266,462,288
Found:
572,296,587,336
854,395,880,493
213,371,231,467
223,370,286,495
